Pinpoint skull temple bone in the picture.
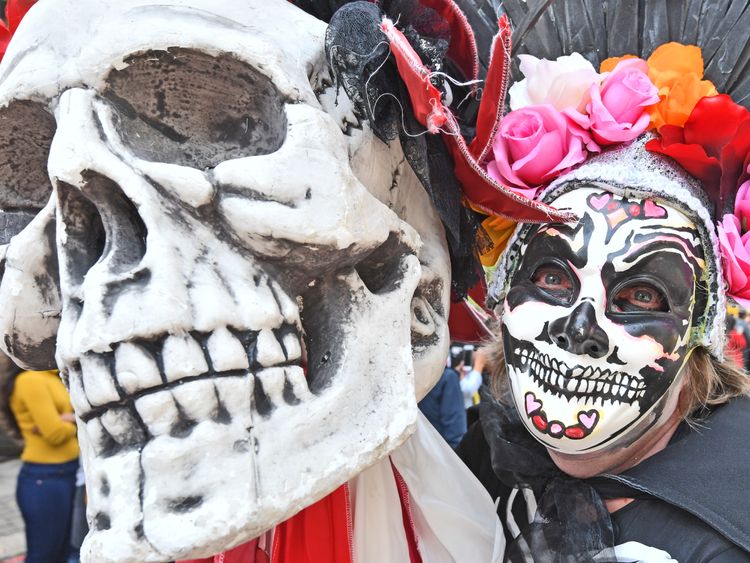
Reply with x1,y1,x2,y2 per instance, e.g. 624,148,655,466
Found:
0,1,451,560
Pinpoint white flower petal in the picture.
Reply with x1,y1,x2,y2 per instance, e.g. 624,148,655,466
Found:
509,79,533,110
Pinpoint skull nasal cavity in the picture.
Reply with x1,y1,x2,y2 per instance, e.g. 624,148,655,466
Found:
58,172,147,283
548,302,609,359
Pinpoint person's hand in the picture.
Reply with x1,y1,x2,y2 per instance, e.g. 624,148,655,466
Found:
473,348,487,373
60,412,76,423
594,541,676,562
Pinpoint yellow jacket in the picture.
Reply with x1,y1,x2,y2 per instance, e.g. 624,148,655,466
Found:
10,370,79,463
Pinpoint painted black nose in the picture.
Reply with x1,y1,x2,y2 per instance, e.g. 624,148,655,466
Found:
548,302,609,359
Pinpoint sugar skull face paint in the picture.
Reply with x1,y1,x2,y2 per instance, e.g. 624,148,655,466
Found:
501,185,706,453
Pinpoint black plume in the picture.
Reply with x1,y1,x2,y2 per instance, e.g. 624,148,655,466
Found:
467,0,750,109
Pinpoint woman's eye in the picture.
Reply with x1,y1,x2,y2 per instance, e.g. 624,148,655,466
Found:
613,284,668,312
531,265,574,297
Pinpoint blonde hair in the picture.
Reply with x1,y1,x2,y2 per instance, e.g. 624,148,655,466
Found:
682,347,750,416
483,338,750,419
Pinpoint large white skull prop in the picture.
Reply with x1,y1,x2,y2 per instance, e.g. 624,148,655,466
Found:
0,1,451,560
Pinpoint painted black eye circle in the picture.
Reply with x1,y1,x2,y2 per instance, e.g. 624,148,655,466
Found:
612,282,669,312
531,263,575,301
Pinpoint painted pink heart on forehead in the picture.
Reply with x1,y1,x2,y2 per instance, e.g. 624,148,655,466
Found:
589,193,611,211
644,199,667,218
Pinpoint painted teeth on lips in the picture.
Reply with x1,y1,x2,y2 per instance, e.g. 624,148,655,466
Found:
513,345,646,403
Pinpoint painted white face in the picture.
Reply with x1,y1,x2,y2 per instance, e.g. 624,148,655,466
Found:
0,1,451,561
501,186,705,453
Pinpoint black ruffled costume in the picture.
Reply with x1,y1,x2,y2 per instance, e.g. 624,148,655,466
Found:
457,388,750,562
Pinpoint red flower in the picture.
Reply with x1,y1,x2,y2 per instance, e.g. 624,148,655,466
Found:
646,94,750,216
0,0,37,62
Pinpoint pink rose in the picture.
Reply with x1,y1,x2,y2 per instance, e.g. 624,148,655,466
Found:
487,104,593,196
718,213,750,308
587,58,659,145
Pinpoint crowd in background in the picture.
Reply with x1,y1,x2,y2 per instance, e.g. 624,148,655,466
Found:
725,308,750,372
418,342,486,448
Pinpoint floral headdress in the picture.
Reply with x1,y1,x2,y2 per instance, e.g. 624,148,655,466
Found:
482,37,750,355
299,0,750,344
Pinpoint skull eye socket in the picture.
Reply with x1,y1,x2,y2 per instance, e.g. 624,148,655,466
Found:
531,262,576,303
611,281,669,313
103,47,287,169
0,100,56,243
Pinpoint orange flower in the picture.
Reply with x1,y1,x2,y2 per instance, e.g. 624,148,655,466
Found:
647,43,704,88
479,215,516,266
645,42,717,128
648,73,718,129
600,54,638,73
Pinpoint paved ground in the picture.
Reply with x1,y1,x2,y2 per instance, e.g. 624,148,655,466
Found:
0,459,24,561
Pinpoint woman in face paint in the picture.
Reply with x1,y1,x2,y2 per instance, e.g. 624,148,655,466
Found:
458,181,750,562
500,186,711,475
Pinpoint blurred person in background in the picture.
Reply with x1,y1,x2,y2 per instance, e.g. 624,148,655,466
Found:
736,310,750,371
461,346,484,409
5,366,79,563
725,314,747,370
418,344,467,448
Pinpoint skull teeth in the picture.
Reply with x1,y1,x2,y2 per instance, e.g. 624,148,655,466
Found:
512,343,647,404
115,341,163,393
171,379,218,421
84,363,308,458
206,327,249,372
79,354,120,406
163,334,209,382
134,392,180,437
70,322,306,455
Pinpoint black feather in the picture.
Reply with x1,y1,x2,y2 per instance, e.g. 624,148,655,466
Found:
490,0,750,109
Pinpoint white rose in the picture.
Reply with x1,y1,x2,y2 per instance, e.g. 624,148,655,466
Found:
509,52,600,112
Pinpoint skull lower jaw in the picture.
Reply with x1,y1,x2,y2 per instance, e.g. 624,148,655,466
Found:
75,255,423,562
503,332,646,453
